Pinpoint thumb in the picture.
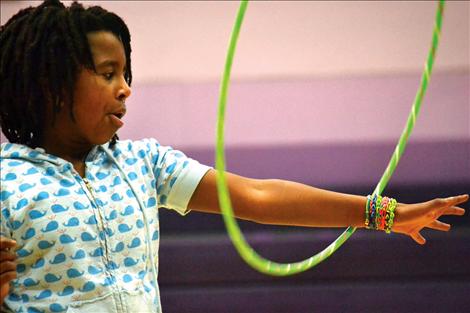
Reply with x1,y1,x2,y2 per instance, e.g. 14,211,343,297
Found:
411,231,426,245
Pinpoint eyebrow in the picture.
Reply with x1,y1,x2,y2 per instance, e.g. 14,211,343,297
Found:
95,60,126,71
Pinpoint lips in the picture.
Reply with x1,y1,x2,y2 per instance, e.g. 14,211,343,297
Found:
111,107,126,119
109,107,126,127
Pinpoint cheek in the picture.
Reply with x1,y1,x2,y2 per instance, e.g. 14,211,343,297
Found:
74,90,106,121
73,74,108,120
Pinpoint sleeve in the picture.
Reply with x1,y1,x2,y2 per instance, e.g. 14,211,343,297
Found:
145,138,211,215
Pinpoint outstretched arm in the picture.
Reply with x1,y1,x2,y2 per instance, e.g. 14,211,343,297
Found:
188,169,467,244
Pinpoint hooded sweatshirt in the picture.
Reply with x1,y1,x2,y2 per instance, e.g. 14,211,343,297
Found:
0,138,210,313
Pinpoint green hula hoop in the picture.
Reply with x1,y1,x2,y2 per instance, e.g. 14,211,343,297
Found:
215,0,445,276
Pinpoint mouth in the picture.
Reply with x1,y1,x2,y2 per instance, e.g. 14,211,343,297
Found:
112,112,124,119
109,108,126,127
111,108,126,119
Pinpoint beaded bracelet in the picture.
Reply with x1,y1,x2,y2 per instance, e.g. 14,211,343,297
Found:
368,194,377,230
365,195,371,228
385,198,397,234
365,194,397,233
375,195,383,230
378,196,389,230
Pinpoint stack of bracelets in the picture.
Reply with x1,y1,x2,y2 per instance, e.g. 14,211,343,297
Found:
365,195,397,233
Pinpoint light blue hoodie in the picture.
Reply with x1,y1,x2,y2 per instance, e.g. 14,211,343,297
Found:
0,139,210,313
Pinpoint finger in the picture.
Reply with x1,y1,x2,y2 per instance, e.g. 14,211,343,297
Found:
426,220,451,232
0,261,17,275
0,283,10,306
411,232,426,245
0,251,16,262
442,206,465,216
0,271,17,283
445,194,469,207
0,238,16,250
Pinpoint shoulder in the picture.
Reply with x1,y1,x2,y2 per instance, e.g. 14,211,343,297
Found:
105,138,159,156
104,138,186,164
1,142,30,160
1,143,42,186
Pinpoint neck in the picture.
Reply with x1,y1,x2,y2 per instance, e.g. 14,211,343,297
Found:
41,131,93,178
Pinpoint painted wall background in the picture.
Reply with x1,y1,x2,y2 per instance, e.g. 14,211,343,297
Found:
3,1,469,82
1,0,469,149
1,2,469,312
1,0,468,187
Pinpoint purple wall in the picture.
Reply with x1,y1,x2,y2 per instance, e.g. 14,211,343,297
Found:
182,139,470,188
120,72,469,147
116,71,469,187
1,72,468,187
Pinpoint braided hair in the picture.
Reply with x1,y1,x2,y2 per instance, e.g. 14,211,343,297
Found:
0,0,132,148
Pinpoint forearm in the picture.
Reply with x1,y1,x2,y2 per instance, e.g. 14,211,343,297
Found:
253,179,367,228
190,170,368,228
190,170,468,244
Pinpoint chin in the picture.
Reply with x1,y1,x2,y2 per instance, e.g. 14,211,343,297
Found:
94,134,117,146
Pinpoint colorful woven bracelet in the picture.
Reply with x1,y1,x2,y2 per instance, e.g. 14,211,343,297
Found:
365,195,371,228
375,195,383,230
365,194,397,233
369,194,377,230
379,196,389,230
385,198,397,234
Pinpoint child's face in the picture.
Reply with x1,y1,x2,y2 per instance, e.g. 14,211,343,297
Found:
44,31,131,148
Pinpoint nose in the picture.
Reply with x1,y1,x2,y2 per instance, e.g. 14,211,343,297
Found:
117,79,131,101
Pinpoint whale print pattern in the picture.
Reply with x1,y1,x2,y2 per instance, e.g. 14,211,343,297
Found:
0,139,210,313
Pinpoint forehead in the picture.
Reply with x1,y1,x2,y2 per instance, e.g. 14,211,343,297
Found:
87,31,126,67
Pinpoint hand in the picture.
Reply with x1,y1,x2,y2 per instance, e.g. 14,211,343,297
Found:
0,237,17,306
392,194,468,245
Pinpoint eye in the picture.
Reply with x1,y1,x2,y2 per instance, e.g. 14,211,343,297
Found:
103,72,114,80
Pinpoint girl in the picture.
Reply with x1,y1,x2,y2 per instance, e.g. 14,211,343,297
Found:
0,1,467,312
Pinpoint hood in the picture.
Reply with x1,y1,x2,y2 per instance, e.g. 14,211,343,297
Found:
0,142,85,168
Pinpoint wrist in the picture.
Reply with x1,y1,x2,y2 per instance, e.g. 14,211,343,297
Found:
364,194,397,233
390,203,405,231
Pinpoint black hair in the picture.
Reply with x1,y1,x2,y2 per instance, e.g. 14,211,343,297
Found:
0,0,132,148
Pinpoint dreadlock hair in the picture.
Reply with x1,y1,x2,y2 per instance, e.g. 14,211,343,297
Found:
0,0,132,148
